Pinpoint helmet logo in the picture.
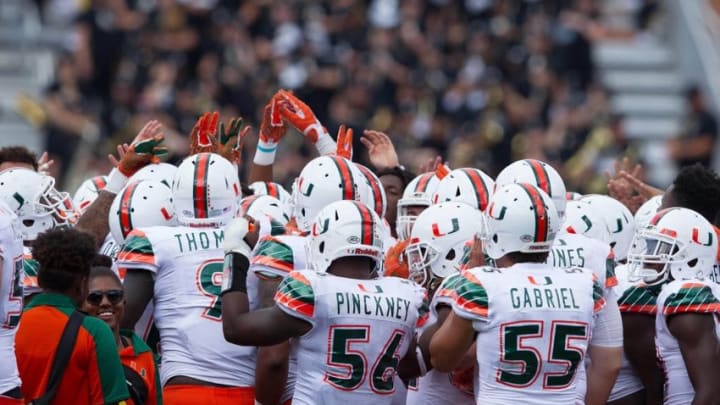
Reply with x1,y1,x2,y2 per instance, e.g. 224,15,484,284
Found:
581,215,593,232
357,284,383,293
692,228,713,246
312,218,330,235
612,218,624,234
432,218,460,237
300,181,314,197
13,192,24,209
489,204,506,220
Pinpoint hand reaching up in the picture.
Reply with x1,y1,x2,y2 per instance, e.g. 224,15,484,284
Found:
360,130,400,169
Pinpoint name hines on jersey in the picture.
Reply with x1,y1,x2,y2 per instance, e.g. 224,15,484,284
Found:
335,289,412,321
174,230,224,253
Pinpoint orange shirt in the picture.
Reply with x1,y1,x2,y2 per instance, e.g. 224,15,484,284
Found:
15,293,129,405
119,330,161,405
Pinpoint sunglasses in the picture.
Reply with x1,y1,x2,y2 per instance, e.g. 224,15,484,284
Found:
86,290,124,306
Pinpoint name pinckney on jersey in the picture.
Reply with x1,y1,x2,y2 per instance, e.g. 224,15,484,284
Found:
336,285,414,321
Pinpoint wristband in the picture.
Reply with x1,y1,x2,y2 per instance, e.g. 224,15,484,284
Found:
104,168,129,194
416,345,428,376
314,130,337,156
253,139,277,166
221,252,250,295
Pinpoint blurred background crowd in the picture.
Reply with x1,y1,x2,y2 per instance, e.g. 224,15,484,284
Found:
3,0,720,193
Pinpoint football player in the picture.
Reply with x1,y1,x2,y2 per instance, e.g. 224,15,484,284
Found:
0,201,23,404
627,207,720,404
0,168,76,303
404,202,483,404
221,200,428,404
118,153,255,404
429,183,605,404
496,159,624,405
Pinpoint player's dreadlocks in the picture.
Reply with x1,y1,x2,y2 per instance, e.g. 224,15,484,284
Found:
672,163,720,226
33,228,96,292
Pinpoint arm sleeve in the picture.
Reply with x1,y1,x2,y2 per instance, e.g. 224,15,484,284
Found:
251,236,295,279
88,321,130,404
617,284,658,314
590,289,623,347
662,283,720,315
449,270,489,322
116,230,159,274
274,270,316,325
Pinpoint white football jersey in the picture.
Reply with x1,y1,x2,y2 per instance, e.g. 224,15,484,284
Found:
275,270,428,405
22,246,39,298
99,232,120,261
442,263,603,405
548,231,615,290
607,265,644,401
116,225,255,386
655,278,720,405
0,202,23,394
406,273,474,405
248,233,308,401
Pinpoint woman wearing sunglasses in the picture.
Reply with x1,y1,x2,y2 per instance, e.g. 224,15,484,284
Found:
82,267,162,405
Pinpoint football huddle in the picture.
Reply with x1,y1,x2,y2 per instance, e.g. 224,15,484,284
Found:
1,88,719,405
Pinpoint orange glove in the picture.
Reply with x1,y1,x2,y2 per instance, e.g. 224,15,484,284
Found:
189,112,220,155
384,239,410,279
335,125,353,159
435,162,451,179
255,92,289,165
277,91,336,155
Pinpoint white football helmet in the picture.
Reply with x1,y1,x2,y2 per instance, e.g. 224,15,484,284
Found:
495,159,567,219
563,199,611,244
109,180,176,244
627,207,717,285
566,191,583,201
634,195,663,229
0,168,76,241
396,172,440,240
249,181,292,208
432,168,494,212
483,183,560,260
581,194,636,261
292,155,361,232
355,163,388,219
172,153,241,227
239,194,290,225
72,175,107,214
307,200,383,274
405,202,484,287
129,162,177,187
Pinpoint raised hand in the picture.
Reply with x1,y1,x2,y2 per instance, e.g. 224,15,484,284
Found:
36,152,54,175
418,156,442,174
189,112,220,155
335,125,353,160
360,130,399,169
277,91,336,155
605,157,657,213
118,120,166,177
217,118,252,165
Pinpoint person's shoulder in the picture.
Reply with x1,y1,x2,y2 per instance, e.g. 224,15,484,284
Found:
659,278,720,315
80,314,114,337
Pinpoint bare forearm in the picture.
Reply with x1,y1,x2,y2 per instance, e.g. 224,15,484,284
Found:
585,347,622,405
248,163,273,184
255,344,290,405
76,191,114,250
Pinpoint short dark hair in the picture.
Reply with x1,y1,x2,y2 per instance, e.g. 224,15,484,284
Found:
0,146,38,170
33,229,97,292
92,254,113,268
375,167,415,190
505,251,549,264
88,266,122,288
672,164,720,225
